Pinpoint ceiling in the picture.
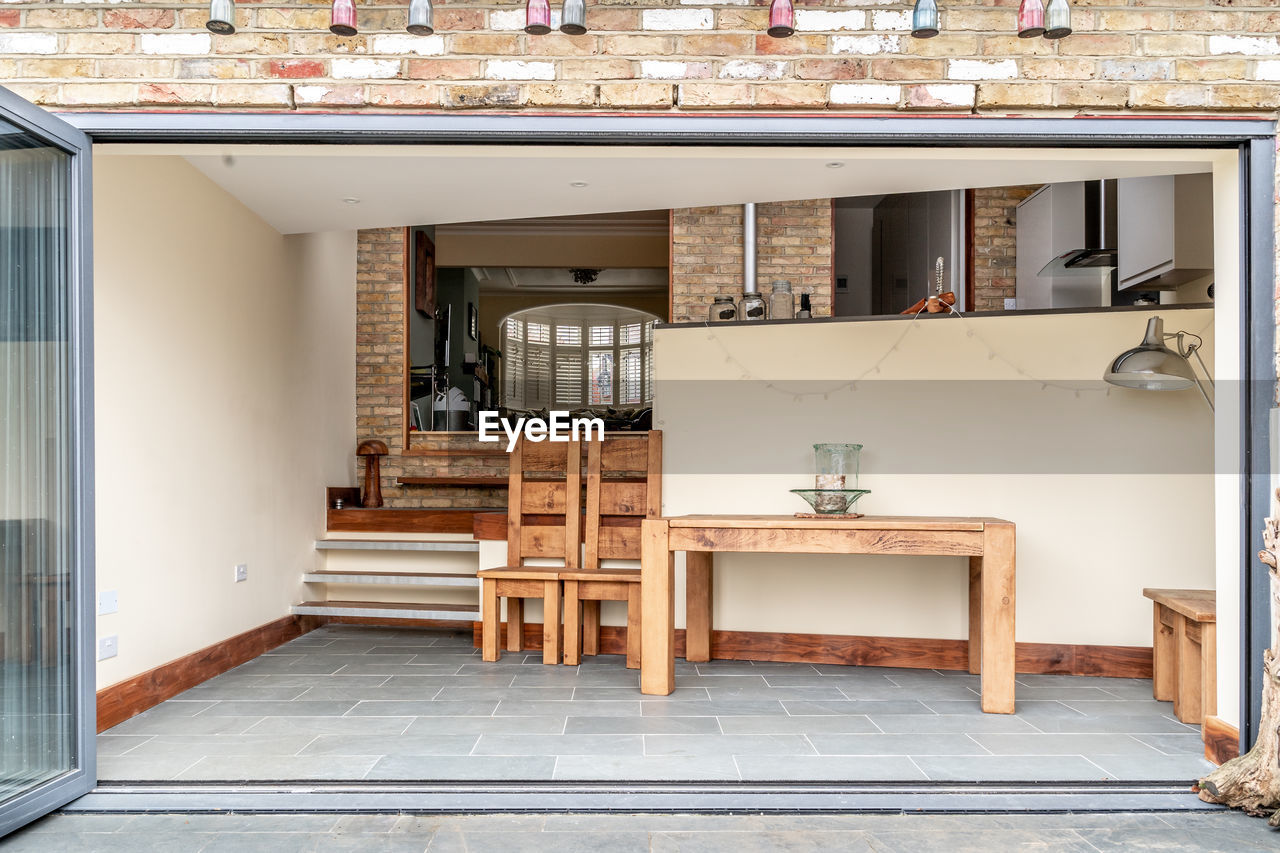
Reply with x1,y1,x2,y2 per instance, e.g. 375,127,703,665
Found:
95,143,1221,235
471,266,667,293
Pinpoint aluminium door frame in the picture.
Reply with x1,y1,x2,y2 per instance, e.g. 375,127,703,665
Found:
0,87,96,838
69,111,1276,751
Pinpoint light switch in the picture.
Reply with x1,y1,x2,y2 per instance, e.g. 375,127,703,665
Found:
98,590,118,615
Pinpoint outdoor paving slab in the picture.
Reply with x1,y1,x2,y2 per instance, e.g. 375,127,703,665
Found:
94,753,205,781
105,713,265,737
173,755,379,781
1009,685,1139,701
120,734,318,757
364,754,557,781
426,829,650,853
95,734,153,756
196,700,358,717
808,732,989,756
650,830,878,853
924,698,1085,718
346,700,498,717
835,683,983,701
573,686,704,702
552,755,741,781
1025,713,1194,734
913,754,1116,782
716,714,878,734
867,714,1041,733
863,829,1097,853
404,715,568,735
676,674,768,689
243,715,414,736
735,754,927,782
563,715,721,735
290,686,446,702
972,732,1164,755
703,685,849,701
643,733,816,757
297,733,479,756
382,674,516,688
206,673,392,689
472,733,644,756
1085,752,1216,781
640,700,786,716
170,685,311,702
1134,732,1208,755
433,686,576,701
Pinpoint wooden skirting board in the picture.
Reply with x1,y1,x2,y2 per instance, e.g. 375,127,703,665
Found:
468,623,1154,679
95,614,321,732
1202,714,1241,766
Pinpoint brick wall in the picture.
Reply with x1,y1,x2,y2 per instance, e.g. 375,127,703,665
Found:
970,184,1039,313
671,200,833,323
1,4,1278,113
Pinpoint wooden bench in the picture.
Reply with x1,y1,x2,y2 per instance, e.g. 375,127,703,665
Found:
1142,588,1216,725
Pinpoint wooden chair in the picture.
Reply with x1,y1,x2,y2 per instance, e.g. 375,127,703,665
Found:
562,431,662,669
478,436,582,665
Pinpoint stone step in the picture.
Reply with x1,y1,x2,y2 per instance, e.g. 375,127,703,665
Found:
291,600,480,622
303,570,479,588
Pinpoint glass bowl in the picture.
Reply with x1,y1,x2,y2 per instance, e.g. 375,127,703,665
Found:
790,488,871,515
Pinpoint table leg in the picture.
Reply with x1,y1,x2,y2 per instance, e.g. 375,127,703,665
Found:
685,551,713,663
980,522,1016,714
967,556,981,676
641,519,675,695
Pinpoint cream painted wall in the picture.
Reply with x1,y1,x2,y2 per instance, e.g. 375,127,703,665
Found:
652,308,1217,650
92,154,356,688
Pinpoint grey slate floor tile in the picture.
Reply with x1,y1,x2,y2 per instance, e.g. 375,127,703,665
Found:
95,624,1210,784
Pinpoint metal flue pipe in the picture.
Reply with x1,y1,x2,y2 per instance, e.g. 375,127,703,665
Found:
743,201,757,294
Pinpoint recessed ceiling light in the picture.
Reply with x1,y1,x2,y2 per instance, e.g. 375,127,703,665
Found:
342,197,361,204
826,162,844,169
569,181,589,188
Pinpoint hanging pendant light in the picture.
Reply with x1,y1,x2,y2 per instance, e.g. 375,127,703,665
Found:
1016,0,1045,38
329,0,357,36
407,0,433,35
205,0,235,34
525,0,552,34
560,0,587,35
911,0,939,38
1043,0,1071,38
767,0,795,38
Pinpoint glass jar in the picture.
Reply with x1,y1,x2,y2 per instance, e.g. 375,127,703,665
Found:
740,291,768,321
708,295,738,323
814,442,862,490
769,280,794,320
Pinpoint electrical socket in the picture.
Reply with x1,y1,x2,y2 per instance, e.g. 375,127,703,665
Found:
1003,298,1018,311
234,563,248,583
97,635,118,661
98,590,118,615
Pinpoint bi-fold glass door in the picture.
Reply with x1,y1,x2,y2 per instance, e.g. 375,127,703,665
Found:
0,86,94,838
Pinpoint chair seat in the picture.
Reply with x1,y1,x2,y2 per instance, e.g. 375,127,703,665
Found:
478,565,566,580
559,569,641,583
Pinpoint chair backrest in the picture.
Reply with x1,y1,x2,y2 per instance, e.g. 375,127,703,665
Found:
583,430,662,569
506,436,582,568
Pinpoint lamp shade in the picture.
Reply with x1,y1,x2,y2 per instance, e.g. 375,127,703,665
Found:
206,0,235,34
1103,317,1196,391
1043,0,1071,39
767,0,795,38
407,0,433,35
1016,0,1045,38
911,0,939,39
526,0,552,34
560,0,587,35
329,0,357,35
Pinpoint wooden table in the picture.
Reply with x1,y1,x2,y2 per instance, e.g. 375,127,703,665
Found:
639,515,1017,714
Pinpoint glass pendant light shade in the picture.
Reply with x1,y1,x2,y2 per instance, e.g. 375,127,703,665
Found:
767,0,795,38
560,0,587,35
1043,0,1071,38
1016,0,1045,38
1103,317,1197,391
911,0,939,38
525,0,552,35
205,0,235,34
407,0,433,35
329,0,357,36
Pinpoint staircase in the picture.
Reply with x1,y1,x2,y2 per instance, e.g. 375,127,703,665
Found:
291,536,483,624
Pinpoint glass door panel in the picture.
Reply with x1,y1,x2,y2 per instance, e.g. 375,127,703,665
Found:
0,88,93,838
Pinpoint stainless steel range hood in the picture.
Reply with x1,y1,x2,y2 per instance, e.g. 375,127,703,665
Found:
1037,180,1117,277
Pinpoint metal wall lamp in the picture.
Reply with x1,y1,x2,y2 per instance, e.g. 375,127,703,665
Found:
1103,316,1214,411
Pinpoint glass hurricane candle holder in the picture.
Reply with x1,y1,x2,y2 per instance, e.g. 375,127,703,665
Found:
814,443,862,490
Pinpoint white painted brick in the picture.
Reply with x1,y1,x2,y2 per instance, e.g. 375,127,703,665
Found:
794,10,866,31
914,83,975,106
642,9,714,30
1257,60,1280,81
490,8,562,30
372,35,445,56
681,0,748,5
0,33,57,55
486,59,556,81
332,58,401,79
719,60,786,80
641,60,702,79
1208,35,1280,56
871,10,911,31
947,59,1017,81
139,33,211,56
830,83,899,105
831,34,899,56
293,85,332,105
